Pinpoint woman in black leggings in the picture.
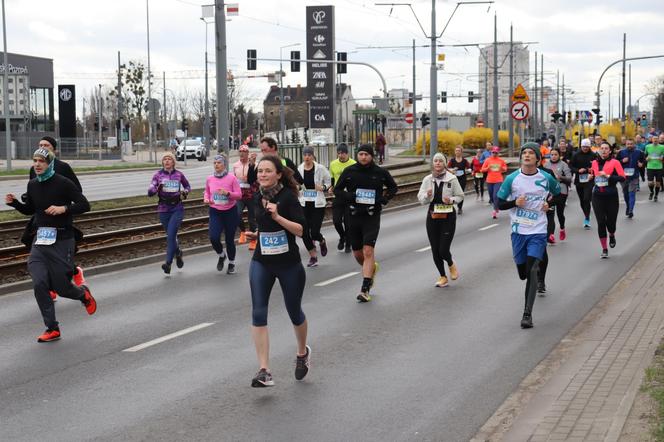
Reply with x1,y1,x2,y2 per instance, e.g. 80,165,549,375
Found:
417,153,465,288
591,143,626,259
245,155,311,387
447,145,470,215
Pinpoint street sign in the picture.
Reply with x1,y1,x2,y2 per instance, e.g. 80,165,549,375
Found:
578,110,593,123
511,101,529,121
511,83,530,102
404,113,414,124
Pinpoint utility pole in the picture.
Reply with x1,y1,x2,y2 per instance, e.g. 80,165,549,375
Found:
628,64,632,119
508,23,514,155
540,53,544,138
146,0,154,163
534,51,538,139
412,38,418,155
429,0,438,160
118,51,124,159
2,0,10,171
162,71,166,141
491,13,499,146
203,22,210,149
562,73,565,130
484,63,489,127
98,84,103,160
621,33,626,133
215,0,229,155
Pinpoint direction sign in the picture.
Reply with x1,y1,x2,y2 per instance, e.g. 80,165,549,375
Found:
512,83,530,102
404,113,414,124
511,101,529,121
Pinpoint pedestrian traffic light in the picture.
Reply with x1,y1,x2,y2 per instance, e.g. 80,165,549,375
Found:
408,92,413,104
551,112,562,123
420,113,430,127
440,91,447,104
290,51,300,72
247,49,257,71
181,119,189,131
337,52,347,74
468,91,475,103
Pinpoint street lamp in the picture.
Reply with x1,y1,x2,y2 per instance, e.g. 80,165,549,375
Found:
201,17,213,150
279,42,300,144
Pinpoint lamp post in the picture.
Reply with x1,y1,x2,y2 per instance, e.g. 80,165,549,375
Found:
201,17,212,150
279,43,300,144
2,0,10,171
146,0,155,163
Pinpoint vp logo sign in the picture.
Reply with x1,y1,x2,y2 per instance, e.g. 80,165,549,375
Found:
312,10,326,25
59,88,72,102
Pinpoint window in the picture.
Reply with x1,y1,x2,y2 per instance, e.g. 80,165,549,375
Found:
8,78,13,83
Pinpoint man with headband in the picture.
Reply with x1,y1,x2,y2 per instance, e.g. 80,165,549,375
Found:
5,148,97,343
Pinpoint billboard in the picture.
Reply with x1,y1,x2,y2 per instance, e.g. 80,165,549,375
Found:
306,5,335,130
58,85,77,139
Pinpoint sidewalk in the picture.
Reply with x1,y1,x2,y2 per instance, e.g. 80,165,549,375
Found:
474,233,664,442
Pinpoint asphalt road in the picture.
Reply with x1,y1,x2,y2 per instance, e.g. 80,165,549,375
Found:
1,189,662,441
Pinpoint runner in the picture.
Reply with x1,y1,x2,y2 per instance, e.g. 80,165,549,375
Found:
258,136,303,184
471,148,485,200
548,148,572,241
539,139,551,167
334,144,398,302
375,132,387,165
480,146,508,219
147,152,191,274
297,147,332,267
244,155,310,387
497,142,560,328
447,145,470,215
5,148,96,342
569,138,597,229
616,138,645,218
418,153,464,287
591,142,626,258
557,139,572,164
329,143,356,253
645,134,664,202
232,145,257,247
204,154,242,273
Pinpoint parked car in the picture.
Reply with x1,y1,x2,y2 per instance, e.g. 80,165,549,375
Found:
176,139,208,161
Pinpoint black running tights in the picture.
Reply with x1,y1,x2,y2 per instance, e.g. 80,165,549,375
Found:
426,213,456,277
592,194,619,239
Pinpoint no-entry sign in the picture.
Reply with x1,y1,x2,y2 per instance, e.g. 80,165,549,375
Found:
405,113,414,124
511,101,529,121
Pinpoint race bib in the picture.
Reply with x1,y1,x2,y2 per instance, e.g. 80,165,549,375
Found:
35,227,57,246
433,204,454,213
475,172,484,178
651,153,661,160
162,179,180,193
302,189,317,202
212,191,229,204
595,176,608,187
624,168,635,177
515,208,539,226
578,173,589,183
455,170,465,177
239,182,250,189
490,164,500,172
355,188,376,205
259,230,289,255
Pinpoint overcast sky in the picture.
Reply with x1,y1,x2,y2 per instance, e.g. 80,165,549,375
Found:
6,0,664,118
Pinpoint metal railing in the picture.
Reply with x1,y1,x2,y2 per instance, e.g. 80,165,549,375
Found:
278,144,357,168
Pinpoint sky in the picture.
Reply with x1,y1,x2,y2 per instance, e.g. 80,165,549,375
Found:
6,0,664,119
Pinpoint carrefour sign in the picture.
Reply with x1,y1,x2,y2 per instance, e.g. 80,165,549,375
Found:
0,64,29,75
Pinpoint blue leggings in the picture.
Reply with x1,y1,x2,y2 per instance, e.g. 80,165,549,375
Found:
249,260,306,327
159,209,184,264
487,182,501,210
209,206,240,260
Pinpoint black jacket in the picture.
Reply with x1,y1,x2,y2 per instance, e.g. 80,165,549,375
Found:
29,158,82,191
569,150,597,185
334,162,398,214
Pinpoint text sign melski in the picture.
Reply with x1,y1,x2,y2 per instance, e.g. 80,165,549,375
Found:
306,5,335,129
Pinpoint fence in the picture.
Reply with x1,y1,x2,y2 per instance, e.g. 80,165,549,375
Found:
278,144,358,169
0,132,122,160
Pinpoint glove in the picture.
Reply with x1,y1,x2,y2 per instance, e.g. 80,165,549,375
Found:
379,196,389,206
349,204,358,216
366,205,375,216
181,191,189,200
20,193,28,203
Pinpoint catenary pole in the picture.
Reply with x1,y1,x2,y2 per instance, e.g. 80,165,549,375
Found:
491,13,498,146
146,0,154,163
2,0,11,171
508,23,514,155
429,0,438,160
215,0,229,155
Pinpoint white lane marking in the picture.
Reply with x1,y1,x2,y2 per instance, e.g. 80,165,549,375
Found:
123,322,215,352
416,246,432,252
315,272,359,287
479,223,499,231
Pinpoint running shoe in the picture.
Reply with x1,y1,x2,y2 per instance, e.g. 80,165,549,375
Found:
492,210,497,219
37,328,61,343
307,257,318,267
175,250,184,269
547,234,556,245
248,239,257,251
217,255,226,272
537,281,546,293
649,192,654,201
628,212,634,219
449,263,459,280
295,345,311,381
601,249,609,259
609,235,616,248
520,313,533,329
238,231,247,244
80,285,97,315
337,238,345,251
655,195,659,202
320,240,328,257
435,276,449,288
344,243,352,253
162,263,171,274
559,229,566,241
49,290,57,301
227,263,236,275
583,218,591,229
356,291,372,303
251,369,274,388
73,266,86,286
458,207,463,216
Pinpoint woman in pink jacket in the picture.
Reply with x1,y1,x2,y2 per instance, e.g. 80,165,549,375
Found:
204,155,242,273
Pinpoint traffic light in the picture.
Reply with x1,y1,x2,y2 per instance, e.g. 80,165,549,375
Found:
420,113,430,127
566,111,572,123
408,92,413,105
440,91,447,104
551,112,562,123
290,51,300,72
181,119,189,131
591,108,601,125
468,91,475,103
337,52,347,74
247,49,257,71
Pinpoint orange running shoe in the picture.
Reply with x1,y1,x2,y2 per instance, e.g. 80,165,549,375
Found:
73,266,86,286
37,328,61,342
238,231,247,244
49,290,58,301
80,285,97,315
248,239,257,251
